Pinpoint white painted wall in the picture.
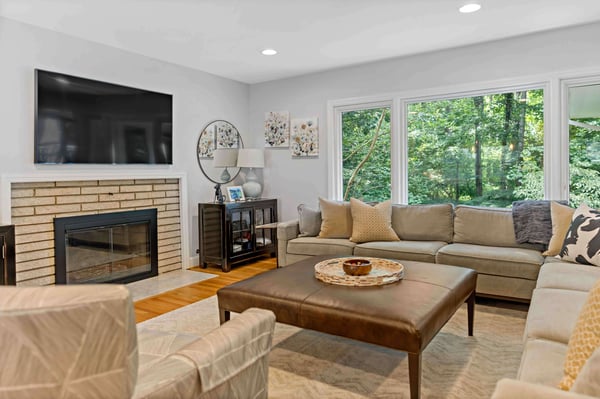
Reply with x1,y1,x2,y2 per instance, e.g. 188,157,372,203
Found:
249,22,600,221
0,17,250,263
4,16,600,262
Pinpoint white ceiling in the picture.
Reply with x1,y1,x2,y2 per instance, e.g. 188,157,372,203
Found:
2,0,600,84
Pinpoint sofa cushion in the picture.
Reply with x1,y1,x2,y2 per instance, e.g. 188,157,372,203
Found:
525,288,589,344
559,279,600,390
354,240,447,263
350,198,399,243
544,202,575,256
453,205,519,248
536,261,600,291
518,338,568,386
297,204,321,237
391,203,453,242
318,198,352,238
436,243,543,280
287,237,355,256
560,203,600,267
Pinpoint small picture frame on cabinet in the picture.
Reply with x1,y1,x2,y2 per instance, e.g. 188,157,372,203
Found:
226,186,245,202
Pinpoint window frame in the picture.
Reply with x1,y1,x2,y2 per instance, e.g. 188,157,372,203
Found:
328,78,560,204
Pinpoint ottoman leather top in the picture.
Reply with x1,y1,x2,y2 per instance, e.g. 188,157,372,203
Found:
218,255,477,353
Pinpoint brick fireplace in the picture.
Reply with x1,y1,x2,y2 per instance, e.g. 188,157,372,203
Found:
9,178,183,286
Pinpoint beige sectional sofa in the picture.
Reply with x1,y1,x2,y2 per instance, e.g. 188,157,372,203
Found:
0,285,276,399
491,260,600,398
278,203,546,301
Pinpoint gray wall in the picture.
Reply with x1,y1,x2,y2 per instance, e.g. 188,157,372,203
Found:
249,22,600,220
0,17,249,261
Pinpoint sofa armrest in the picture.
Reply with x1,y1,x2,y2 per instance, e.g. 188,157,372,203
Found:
491,379,597,399
135,308,275,399
277,219,300,241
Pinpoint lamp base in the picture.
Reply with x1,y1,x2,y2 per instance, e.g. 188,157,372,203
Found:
242,168,262,199
242,181,262,199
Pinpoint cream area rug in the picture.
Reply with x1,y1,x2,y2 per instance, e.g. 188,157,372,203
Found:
137,296,527,398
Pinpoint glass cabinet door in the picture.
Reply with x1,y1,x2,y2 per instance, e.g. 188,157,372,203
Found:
230,208,252,254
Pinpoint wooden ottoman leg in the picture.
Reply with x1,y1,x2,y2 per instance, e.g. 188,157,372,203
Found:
408,352,421,399
467,290,475,336
219,308,230,325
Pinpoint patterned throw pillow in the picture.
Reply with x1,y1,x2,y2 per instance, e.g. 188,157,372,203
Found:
317,198,352,239
560,204,600,266
559,279,600,390
349,198,399,244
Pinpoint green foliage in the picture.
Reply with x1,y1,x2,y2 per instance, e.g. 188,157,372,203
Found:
341,89,600,208
405,90,545,207
569,121,600,208
342,108,391,202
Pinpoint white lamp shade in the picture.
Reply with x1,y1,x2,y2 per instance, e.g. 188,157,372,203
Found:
212,148,238,167
237,149,264,168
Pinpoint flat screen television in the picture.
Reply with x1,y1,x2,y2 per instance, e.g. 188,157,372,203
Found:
35,69,173,164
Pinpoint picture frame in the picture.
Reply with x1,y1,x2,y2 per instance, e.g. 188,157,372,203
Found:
226,186,245,202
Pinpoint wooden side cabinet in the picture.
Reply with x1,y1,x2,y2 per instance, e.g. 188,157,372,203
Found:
198,199,277,272
0,225,16,285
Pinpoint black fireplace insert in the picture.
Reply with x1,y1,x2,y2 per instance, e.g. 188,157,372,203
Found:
54,209,158,284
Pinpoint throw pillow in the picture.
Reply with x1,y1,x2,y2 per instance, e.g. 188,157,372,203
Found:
297,204,322,237
558,279,600,391
543,201,576,256
560,203,600,266
318,198,352,239
349,198,399,244
512,200,562,246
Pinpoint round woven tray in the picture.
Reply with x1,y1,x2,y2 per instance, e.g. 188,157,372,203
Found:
314,257,404,287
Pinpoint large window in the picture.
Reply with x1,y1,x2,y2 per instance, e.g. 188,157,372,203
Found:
341,107,391,202
406,89,544,207
568,84,600,208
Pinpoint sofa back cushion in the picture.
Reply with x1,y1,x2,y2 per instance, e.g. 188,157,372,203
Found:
391,203,453,242
453,205,519,247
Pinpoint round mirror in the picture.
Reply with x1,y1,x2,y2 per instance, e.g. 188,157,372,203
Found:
197,120,244,185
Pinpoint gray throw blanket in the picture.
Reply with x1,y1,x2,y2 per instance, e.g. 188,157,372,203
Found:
512,200,568,246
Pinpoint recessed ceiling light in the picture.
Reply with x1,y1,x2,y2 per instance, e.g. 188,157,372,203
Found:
459,3,481,13
261,48,278,56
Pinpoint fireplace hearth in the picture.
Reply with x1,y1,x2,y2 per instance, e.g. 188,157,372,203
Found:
54,209,158,284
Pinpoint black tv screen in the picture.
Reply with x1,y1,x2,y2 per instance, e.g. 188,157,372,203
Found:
35,69,173,164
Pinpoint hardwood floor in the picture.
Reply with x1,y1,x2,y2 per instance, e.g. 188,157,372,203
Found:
134,258,277,323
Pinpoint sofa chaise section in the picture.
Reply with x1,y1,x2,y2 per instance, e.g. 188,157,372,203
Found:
491,262,600,398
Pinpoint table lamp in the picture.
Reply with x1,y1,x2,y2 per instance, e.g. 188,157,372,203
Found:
237,148,265,199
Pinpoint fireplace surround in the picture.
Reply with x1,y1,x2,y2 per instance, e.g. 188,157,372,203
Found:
54,209,158,284
6,177,184,286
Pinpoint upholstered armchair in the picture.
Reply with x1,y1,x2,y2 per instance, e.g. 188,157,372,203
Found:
0,285,276,399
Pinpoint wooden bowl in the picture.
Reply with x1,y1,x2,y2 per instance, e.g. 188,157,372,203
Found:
342,258,372,276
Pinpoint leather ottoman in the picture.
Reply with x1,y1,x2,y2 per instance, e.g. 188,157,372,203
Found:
217,255,477,399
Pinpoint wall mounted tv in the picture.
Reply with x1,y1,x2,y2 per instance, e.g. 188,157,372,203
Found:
35,69,173,164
